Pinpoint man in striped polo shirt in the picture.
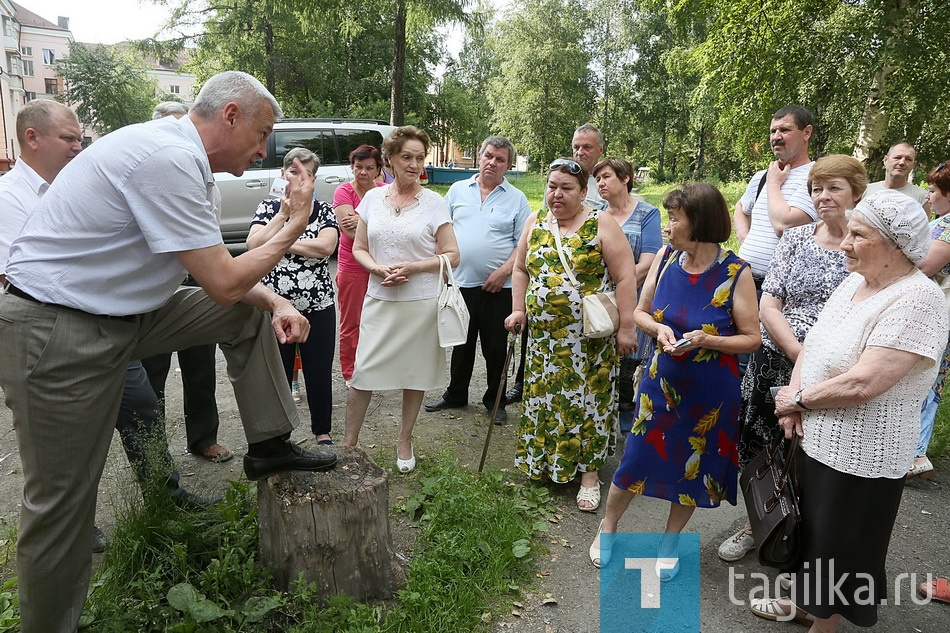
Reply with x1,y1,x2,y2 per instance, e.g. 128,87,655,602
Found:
734,105,817,288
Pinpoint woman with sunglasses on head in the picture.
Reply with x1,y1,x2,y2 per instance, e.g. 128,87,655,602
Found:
333,145,385,387
911,160,950,479
589,183,760,577
504,158,637,513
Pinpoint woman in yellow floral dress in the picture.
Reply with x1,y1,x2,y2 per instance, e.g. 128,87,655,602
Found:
589,183,760,576
505,158,637,512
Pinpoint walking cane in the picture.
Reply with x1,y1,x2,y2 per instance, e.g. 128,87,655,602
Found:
478,323,521,473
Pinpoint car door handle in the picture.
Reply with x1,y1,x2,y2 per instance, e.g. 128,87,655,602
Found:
323,175,346,184
244,180,267,189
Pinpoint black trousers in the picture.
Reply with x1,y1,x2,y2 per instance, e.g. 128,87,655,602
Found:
277,306,336,436
141,344,220,453
444,287,512,409
115,361,181,491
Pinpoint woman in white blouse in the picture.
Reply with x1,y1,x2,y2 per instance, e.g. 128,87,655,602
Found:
752,190,948,630
341,126,460,473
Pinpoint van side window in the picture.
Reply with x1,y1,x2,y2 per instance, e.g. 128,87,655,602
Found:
336,130,384,163
274,130,340,167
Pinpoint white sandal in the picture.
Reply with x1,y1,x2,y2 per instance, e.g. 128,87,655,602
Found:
907,456,934,479
749,598,815,625
589,519,613,568
577,483,601,512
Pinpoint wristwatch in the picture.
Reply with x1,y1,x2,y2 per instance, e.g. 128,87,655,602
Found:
795,388,812,411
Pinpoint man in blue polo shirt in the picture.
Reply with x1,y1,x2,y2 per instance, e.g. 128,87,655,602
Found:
425,136,530,423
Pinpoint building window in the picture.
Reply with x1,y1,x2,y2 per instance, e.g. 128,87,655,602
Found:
169,85,180,94
20,46,32,57
3,19,14,38
23,60,33,76
42,49,56,65
24,92,36,103
45,78,58,95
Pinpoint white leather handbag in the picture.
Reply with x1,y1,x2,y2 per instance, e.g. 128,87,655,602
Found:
437,254,470,348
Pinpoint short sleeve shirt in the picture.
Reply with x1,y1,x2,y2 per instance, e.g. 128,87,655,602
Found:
760,224,849,352
5,116,221,315
737,162,816,277
358,186,452,301
333,181,382,274
251,199,338,313
800,272,947,478
446,175,530,288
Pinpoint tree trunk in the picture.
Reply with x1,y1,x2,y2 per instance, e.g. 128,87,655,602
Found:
658,116,667,175
390,0,407,126
853,63,893,166
263,16,275,95
257,446,403,600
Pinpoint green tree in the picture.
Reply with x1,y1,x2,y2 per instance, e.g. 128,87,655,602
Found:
56,42,157,135
489,0,594,167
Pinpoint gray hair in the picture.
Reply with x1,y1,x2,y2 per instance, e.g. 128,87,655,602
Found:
152,101,189,120
478,135,516,166
191,71,282,121
282,147,320,171
574,123,604,149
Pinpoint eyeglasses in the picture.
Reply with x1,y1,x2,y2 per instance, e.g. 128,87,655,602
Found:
549,158,582,174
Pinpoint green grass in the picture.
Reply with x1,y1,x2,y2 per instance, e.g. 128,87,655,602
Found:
930,399,950,457
0,453,549,632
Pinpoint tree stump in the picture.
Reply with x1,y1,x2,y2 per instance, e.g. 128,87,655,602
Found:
257,445,400,600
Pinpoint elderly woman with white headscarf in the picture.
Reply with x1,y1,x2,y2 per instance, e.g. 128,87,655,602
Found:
748,190,949,630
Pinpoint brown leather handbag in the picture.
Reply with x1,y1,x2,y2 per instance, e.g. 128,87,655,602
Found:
739,433,802,569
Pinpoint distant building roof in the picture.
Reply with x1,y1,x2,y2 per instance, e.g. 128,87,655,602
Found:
12,2,70,32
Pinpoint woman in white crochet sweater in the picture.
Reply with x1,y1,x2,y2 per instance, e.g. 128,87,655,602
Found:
752,190,948,631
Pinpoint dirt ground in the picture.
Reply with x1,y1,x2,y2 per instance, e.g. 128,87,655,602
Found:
0,305,947,632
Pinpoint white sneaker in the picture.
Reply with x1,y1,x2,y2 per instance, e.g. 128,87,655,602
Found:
718,529,755,562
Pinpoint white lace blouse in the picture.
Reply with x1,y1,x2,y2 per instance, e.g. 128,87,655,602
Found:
357,185,452,301
800,271,948,479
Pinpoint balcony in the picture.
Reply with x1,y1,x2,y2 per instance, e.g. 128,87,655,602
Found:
4,35,18,54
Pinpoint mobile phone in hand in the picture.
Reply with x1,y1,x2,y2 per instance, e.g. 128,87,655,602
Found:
673,337,691,348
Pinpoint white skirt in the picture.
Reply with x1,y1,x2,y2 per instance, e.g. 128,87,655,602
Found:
351,296,447,391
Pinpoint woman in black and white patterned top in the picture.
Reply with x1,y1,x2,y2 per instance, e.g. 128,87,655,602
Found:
248,148,339,444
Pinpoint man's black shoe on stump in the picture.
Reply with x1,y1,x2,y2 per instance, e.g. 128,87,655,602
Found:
243,439,337,481
424,397,467,413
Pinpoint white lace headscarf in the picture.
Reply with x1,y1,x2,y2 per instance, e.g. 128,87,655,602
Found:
848,189,931,264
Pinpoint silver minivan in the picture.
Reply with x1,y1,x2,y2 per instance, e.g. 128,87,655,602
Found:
216,118,395,244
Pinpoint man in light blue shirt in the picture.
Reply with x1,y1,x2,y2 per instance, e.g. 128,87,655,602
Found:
425,136,530,423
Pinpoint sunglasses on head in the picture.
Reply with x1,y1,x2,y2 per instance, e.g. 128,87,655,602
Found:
938,161,948,172
549,158,582,174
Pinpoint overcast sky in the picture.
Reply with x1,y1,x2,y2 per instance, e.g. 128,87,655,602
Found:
22,0,176,45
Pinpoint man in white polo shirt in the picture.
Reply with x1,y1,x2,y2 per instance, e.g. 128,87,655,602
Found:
865,142,930,213
0,71,337,633
425,136,530,423
734,105,817,287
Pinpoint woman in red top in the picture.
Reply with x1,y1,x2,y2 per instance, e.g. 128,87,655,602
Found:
333,145,384,385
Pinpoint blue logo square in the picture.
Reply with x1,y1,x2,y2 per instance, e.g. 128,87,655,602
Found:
599,532,700,632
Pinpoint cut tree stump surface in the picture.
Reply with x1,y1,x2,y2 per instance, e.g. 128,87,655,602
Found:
258,445,400,600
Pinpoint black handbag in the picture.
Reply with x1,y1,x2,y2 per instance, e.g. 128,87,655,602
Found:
739,433,802,569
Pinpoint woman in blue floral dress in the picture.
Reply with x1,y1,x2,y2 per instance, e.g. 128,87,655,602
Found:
248,148,339,444
589,183,760,576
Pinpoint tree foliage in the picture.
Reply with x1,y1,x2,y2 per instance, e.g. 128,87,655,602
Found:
488,0,594,167
56,42,157,135
131,0,950,179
